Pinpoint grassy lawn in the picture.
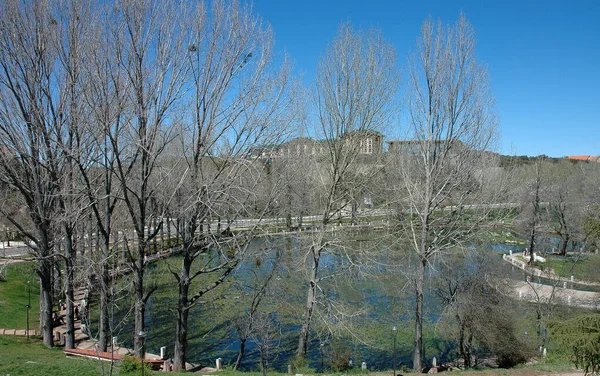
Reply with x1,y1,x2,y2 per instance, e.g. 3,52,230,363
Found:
0,335,169,375
0,335,106,375
541,254,600,283
0,262,40,329
0,334,580,376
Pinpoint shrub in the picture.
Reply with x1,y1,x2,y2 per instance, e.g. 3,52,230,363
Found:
497,350,529,368
119,356,152,375
549,314,600,376
329,343,353,372
291,356,315,374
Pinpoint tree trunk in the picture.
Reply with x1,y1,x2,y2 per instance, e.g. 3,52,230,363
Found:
528,226,536,266
133,242,146,358
39,254,54,347
412,257,425,372
296,246,320,358
63,230,76,349
459,322,466,367
458,320,472,368
173,250,192,372
98,246,110,352
528,163,541,266
234,338,247,370
286,184,293,230
559,233,569,256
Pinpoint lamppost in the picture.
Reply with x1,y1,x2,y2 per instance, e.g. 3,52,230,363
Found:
138,331,146,376
392,326,397,376
26,280,31,341
320,342,325,373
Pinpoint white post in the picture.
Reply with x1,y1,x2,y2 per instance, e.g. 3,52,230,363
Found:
361,362,367,371
160,346,166,360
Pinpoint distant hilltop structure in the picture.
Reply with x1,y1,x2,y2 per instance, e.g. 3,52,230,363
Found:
564,155,600,162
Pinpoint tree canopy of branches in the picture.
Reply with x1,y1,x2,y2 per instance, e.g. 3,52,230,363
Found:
295,22,399,358
393,13,500,371
0,0,82,347
167,0,297,369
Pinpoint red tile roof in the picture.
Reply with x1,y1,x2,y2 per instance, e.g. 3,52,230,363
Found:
566,155,592,161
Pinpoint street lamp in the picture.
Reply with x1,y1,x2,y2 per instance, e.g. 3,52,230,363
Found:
320,342,325,373
26,281,31,341
392,326,398,376
138,331,147,376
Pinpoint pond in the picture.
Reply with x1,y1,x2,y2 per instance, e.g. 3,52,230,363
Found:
95,232,577,371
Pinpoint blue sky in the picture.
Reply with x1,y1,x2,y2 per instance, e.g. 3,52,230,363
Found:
251,0,599,157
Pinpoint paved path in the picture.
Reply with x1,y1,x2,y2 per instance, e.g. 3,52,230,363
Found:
502,254,600,309
503,253,600,287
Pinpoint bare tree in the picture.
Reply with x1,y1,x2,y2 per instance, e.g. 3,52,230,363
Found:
51,0,94,350
395,14,499,371
105,0,192,358
250,311,281,376
0,0,72,347
435,250,528,368
169,0,297,370
545,160,587,256
525,159,543,266
76,2,129,351
231,248,281,370
296,23,399,358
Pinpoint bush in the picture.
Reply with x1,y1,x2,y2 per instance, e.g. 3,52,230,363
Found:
119,356,152,375
497,350,529,368
549,314,600,376
291,356,315,374
329,344,353,372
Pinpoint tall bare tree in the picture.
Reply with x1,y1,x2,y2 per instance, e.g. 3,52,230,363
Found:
296,23,399,358
0,0,74,347
51,0,93,350
523,159,543,266
75,0,130,351
169,0,297,370
106,0,192,358
545,160,587,256
395,14,499,371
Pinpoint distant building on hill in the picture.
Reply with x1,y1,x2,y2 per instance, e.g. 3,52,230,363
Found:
342,130,383,155
248,130,384,159
565,155,599,162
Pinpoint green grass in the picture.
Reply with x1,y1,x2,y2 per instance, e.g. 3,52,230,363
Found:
0,334,580,376
477,228,526,244
0,335,165,375
0,262,40,328
0,335,103,375
540,254,600,282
